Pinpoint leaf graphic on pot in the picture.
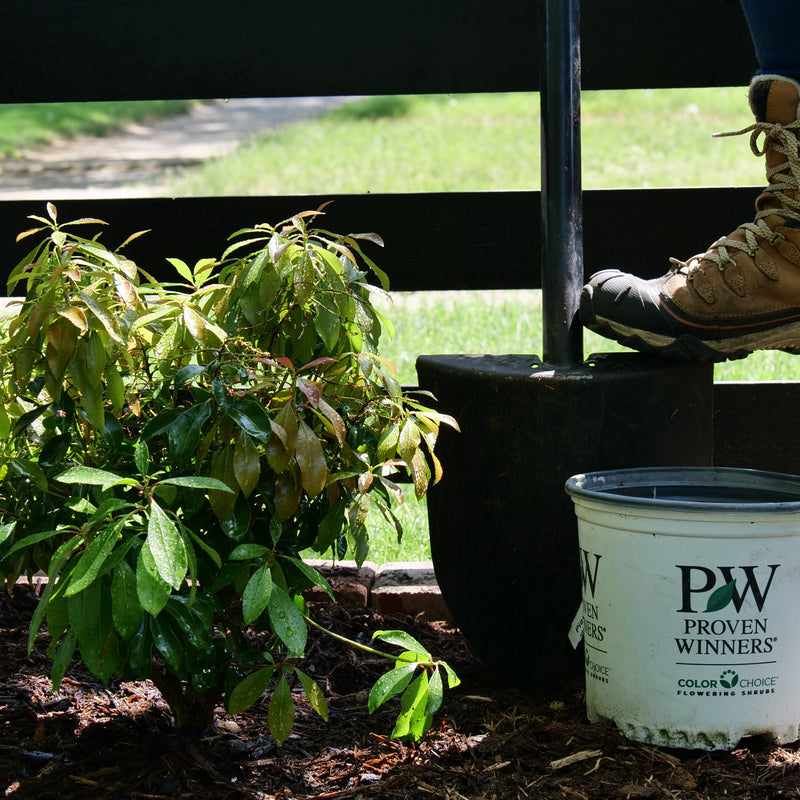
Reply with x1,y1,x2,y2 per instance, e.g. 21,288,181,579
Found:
704,579,736,613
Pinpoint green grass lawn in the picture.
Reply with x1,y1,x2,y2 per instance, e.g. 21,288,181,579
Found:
169,88,763,195
0,100,194,157
375,289,800,387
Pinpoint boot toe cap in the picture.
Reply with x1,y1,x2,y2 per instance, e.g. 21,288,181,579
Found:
581,268,681,336
582,269,654,322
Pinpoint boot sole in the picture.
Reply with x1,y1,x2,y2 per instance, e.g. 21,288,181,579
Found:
589,315,800,363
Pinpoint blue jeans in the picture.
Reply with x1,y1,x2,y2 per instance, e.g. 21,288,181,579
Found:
741,0,800,81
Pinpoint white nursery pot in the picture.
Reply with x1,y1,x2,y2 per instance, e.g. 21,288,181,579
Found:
565,467,800,750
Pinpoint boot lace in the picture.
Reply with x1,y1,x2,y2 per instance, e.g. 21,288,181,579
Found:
672,119,800,283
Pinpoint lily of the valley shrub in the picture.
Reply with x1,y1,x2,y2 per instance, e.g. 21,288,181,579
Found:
0,204,459,742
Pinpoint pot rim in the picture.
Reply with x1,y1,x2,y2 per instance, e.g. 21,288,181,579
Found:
565,466,800,513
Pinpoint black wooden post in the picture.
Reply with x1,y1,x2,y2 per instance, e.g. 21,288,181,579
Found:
540,0,583,365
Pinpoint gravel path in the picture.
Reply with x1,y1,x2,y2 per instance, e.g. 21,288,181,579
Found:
0,96,348,200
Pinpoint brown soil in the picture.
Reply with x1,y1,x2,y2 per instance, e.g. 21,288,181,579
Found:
2,585,799,800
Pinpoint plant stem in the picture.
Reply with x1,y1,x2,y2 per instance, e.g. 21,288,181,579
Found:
150,664,219,736
302,613,399,661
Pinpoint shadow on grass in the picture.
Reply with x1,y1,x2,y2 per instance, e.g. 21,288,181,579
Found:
327,96,416,121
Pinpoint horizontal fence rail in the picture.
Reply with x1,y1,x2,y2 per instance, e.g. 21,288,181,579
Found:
1,0,753,102
0,187,761,289
715,382,800,474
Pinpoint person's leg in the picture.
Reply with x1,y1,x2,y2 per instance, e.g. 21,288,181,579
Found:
741,0,800,82
580,8,800,362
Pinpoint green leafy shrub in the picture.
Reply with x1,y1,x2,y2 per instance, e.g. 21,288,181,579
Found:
0,203,459,741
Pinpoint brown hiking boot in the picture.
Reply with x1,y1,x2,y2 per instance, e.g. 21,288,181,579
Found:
580,75,800,362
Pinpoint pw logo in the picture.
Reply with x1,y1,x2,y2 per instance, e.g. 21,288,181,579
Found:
579,549,601,599
676,564,779,613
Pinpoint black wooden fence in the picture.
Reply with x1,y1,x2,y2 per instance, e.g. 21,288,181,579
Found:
0,0,796,472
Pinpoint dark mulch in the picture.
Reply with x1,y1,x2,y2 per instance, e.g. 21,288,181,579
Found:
2,585,800,799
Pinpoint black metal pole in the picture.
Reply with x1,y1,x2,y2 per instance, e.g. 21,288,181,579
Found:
540,0,583,365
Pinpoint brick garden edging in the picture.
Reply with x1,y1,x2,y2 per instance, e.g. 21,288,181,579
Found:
304,560,452,623
14,561,453,623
